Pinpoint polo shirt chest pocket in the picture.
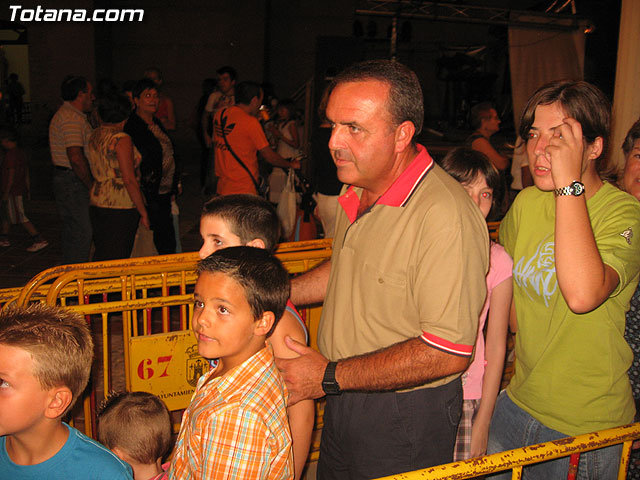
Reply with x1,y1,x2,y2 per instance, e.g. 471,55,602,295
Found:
362,261,407,298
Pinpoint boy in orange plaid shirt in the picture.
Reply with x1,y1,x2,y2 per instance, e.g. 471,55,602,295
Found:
169,246,293,479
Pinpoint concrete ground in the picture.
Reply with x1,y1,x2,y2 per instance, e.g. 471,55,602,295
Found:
0,136,206,289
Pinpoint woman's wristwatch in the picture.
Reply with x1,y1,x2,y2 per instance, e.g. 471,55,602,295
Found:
554,180,585,197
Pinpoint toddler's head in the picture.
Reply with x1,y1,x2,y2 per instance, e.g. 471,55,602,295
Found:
98,391,172,471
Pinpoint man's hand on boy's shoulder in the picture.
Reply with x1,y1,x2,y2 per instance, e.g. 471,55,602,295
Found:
275,336,328,405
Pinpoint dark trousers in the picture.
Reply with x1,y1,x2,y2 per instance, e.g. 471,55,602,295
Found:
90,206,139,261
53,170,92,264
147,193,176,255
318,378,462,480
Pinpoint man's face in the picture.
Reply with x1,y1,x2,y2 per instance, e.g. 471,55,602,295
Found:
0,344,53,437
623,138,640,201
218,73,235,95
79,82,94,113
249,90,264,117
199,215,244,259
326,80,398,193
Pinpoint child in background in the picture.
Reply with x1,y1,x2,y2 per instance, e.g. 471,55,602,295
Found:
169,247,293,479
0,304,133,479
98,391,172,480
267,99,301,204
439,147,513,460
0,128,48,252
199,194,313,479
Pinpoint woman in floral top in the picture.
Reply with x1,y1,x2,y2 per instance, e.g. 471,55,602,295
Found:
87,93,149,260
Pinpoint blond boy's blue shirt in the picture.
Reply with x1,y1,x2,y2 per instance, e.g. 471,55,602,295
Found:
169,345,293,479
0,423,133,479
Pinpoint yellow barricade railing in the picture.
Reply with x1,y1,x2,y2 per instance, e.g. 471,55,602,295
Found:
13,238,332,306
488,220,500,241
21,239,331,455
374,422,640,480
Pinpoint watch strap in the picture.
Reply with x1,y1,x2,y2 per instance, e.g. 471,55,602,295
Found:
322,361,341,395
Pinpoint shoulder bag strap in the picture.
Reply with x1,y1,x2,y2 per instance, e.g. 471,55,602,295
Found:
219,108,261,191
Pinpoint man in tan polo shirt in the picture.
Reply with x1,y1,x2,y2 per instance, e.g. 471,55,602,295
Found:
276,60,489,479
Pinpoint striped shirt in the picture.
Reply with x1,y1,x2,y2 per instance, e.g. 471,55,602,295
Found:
49,102,92,168
169,345,293,479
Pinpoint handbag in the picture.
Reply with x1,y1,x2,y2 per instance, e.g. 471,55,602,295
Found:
220,109,269,198
277,168,298,239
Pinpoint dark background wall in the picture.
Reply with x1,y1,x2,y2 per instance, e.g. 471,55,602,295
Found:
3,0,620,147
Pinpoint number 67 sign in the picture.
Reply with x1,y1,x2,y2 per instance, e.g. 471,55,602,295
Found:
128,330,207,411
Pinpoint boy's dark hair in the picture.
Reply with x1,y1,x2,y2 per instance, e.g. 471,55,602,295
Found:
97,94,133,124
98,391,172,465
197,246,290,335
0,304,93,415
217,66,237,82
235,81,262,106
61,75,89,101
202,194,281,252
132,78,158,99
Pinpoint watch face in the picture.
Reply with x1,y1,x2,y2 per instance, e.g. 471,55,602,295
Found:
572,182,585,196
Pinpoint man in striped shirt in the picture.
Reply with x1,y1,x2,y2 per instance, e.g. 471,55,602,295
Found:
48,75,94,264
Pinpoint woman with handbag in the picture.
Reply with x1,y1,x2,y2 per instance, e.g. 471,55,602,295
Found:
124,78,178,254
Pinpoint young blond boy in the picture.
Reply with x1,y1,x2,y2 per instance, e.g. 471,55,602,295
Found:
169,246,293,479
199,194,313,479
0,304,133,479
98,391,172,480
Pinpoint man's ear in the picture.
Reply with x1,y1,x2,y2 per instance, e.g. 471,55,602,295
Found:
246,238,266,249
44,386,73,419
254,311,275,336
394,120,416,153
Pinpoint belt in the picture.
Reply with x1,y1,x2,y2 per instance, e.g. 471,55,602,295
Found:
54,165,72,171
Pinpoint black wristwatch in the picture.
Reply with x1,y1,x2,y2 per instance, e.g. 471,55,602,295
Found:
554,180,585,197
322,361,342,395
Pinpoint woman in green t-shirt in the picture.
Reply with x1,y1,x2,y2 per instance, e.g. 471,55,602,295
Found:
487,81,640,479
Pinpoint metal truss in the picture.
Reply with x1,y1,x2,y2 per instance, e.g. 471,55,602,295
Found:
355,1,588,32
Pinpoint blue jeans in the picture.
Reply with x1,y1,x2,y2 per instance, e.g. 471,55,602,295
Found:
487,391,622,480
53,170,92,264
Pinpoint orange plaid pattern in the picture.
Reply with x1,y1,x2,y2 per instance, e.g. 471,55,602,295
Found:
169,345,293,479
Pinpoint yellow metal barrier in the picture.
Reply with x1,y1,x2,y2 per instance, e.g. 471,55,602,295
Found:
0,286,23,309
488,220,500,242
29,240,331,444
374,422,640,480
15,239,332,306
